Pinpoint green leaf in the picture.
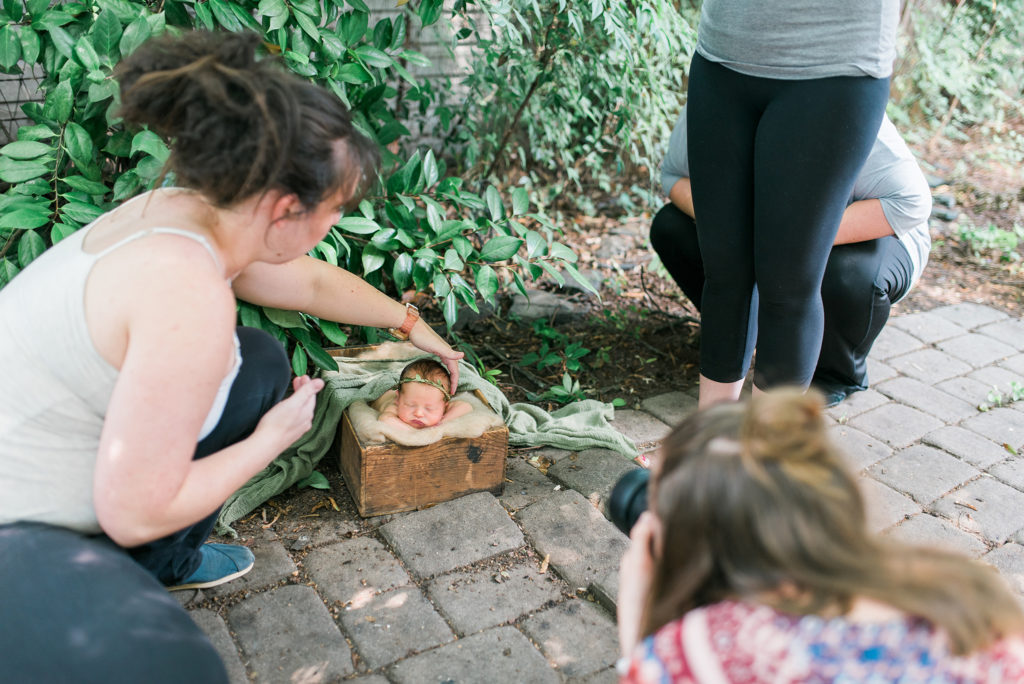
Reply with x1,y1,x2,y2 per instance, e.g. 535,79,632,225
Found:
91,9,123,55
293,10,320,42
0,158,49,183
19,26,40,64
17,230,46,267
417,0,442,27
208,0,243,31
25,0,49,18
422,149,438,190
354,44,391,68
63,122,94,168
296,471,330,490
346,0,369,12
291,343,308,376
479,235,523,262
59,201,104,224
3,0,24,22
392,252,413,291
112,169,142,200
87,78,119,104
562,262,600,297
442,291,457,326
50,222,78,244
474,264,498,303
14,124,56,141
0,207,51,230
130,130,169,161
44,80,73,123
299,337,339,372
62,175,109,195
443,248,463,271
0,25,22,69
263,307,305,328
192,0,214,30
74,36,101,72
0,258,20,287
549,241,577,263
485,185,504,221
511,187,529,216
337,216,380,235
336,62,371,84
320,320,348,346
119,18,151,56
258,0,287,17
361,244,385,274
1,140,52,160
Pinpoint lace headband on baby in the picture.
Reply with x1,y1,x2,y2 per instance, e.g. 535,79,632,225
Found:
398,375,451,401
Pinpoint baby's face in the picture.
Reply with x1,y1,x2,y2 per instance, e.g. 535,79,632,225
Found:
396,382,447,428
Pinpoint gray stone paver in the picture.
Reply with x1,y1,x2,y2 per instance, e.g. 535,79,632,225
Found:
517,489,629,590
931,476,1024,543
932,302,1008,328
977,319,1024,351
388,626,559,684
874,376,977,423
179,302,1024,681
548,448,638,510
869,326,924,360
885,348,973,384
887,310,967,343
825,388,889,421
639,391,697,427
500,455,561,512
304,536,411,606
379,492,524,579
189,609,249,684
886,514,988,558
520,600,619,678
859,477,921,532
609,409,670,450
982,544,1024,596
961,407,1024,450
425,560,565,635
227,584,353,681
869,445,980,504
829,425,893,472
922,426,1013,468
936,333,1016,368
340,586,454,669
848,403,944,448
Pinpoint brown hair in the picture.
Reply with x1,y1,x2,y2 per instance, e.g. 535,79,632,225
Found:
399,359,451,398
115,31,379,209
644,387,1024,656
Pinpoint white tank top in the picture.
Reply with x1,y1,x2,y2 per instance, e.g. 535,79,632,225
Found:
0,199,241,533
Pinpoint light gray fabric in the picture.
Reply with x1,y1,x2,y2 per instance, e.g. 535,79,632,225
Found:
696,0,900,80
0,196,238,533
660,106,931,296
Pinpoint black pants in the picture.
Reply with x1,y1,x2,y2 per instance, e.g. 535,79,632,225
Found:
651,204,914,393
125,326,290,584
687,53,891,388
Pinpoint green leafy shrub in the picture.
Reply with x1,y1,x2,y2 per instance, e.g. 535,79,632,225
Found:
0,0,620,374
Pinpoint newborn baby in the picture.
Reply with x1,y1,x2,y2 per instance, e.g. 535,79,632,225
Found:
375,359,472,429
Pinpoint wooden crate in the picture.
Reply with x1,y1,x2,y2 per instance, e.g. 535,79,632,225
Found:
330,345,508,517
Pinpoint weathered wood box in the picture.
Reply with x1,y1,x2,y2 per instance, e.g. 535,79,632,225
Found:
330,346,508,517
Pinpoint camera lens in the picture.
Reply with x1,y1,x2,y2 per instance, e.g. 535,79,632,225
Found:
608,468,650,535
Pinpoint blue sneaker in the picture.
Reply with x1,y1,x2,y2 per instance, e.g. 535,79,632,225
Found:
167,543,255,592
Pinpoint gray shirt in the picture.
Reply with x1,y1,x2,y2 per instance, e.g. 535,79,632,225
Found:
661,106,931,295
696,0,900,79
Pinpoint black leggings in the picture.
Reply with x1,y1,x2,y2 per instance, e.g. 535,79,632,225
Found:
687,53,891,388
0,327,289,681
651,204,914,391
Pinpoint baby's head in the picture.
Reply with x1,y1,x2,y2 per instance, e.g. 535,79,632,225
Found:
395,359,452,428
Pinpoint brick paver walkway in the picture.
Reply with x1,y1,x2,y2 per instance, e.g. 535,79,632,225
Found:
178,302,1024,683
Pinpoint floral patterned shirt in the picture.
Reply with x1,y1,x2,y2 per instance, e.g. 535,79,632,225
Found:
623,600,1024,683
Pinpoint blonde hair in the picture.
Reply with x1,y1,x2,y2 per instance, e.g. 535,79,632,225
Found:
644,387,1024,656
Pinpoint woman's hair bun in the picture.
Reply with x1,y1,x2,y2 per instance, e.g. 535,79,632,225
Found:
741,387,827,465
114,31,377,208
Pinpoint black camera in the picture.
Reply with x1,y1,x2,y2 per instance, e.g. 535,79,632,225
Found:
607,468,650,535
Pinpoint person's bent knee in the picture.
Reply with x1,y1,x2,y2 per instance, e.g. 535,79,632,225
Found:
2,523,228,684
236,326,290,399
650,203,694,256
